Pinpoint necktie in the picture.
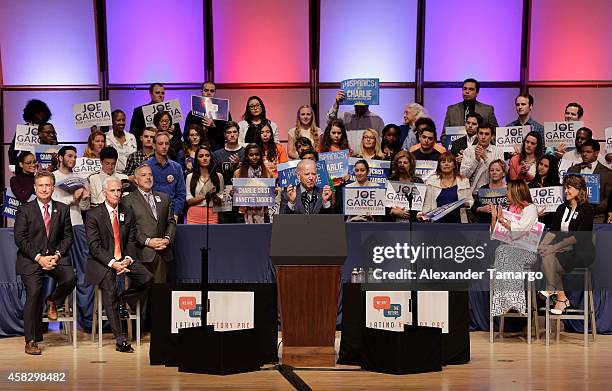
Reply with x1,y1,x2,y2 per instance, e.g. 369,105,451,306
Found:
301,191,311,214
112,210,121,260
582,163,593,170
43,204,51,236
147,193,158,220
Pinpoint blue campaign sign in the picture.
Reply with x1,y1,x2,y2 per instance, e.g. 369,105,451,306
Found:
319,150,349,179
277,160,331,188
340,78,380,106
347,158,389,187
232,178,276,207
444,126,466,150
191,96,230,121
570,173,600,204
2,189,21,219
35,144,60,170
477,187,508,206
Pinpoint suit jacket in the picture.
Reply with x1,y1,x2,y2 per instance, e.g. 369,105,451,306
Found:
85,203,139,285
14,200,73,276
442,101,498,145
120,190,176,263
450,135,478,156
279,185,333,214
567,162,612,218
549,202,595,263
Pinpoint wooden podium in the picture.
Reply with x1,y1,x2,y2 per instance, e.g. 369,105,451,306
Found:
270,215,347,367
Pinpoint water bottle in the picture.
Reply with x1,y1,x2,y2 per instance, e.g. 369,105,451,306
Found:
358,268,365,283
351,268,359,283
367,268,374,283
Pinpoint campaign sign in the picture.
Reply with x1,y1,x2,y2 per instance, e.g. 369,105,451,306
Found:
2,189,21,220
558,158,578,183
444,126,466,150
477,187,508,206
544,121,583,148
56,176,89,194
143,99,183,127
417,291,449,334
365,291,412,332
171,290,254,334
343,186,386,216
415,160,437,181
496,125,530,153
73,157,101,178
605,127,612,154
384,181,426,211
35,144,60,170
277,160,330,188
347,158,389,186
569,173,600,204
14,124,39,152
423,199,466,222
492,210,544,252
73,100,112,129
232,178,275,207
319,149,349,179
530,186,564,213
191,96,230,121
340,78,380,105
213,185,233,212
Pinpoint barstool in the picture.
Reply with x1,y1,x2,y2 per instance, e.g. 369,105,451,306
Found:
545,267,596,346
489,264,539,344
42,288,78,348
91,276,141,347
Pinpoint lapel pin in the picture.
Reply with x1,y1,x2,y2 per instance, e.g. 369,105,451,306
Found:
155,195,161,203
119,213,125,222
167,175,174,183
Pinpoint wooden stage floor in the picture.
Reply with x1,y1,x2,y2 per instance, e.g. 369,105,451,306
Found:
0,330,609,390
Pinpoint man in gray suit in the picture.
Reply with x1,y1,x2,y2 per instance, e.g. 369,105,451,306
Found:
120,163,176,283
442,78,498,146
567,139,612,223
280,159,333,214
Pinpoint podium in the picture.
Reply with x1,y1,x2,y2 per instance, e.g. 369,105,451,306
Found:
270,215,347,367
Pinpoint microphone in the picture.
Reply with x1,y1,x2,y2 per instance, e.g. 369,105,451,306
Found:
402,186,414,211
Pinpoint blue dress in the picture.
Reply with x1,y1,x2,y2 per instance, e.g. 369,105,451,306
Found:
436,185,460,223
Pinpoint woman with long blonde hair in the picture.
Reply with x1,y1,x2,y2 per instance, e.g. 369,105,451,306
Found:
287,105,322,159
356,129,384,160
83,130,106,158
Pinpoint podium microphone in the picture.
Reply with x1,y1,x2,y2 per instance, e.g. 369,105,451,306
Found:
402,187,414,211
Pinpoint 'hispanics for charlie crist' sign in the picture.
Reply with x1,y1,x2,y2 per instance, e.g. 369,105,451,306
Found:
72,100,112,129
544,121,583,148
142,99,184,127
232,178,276,207
340,78,379,105
319,150,349,179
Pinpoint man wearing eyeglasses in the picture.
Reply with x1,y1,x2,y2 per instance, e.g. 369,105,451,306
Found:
184,81,232,151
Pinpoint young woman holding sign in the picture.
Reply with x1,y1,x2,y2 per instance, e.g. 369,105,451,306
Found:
345,159,379,222
528,155,561,227
233,144,272,224
84,130,106,159
471,159,507,224
385,151,423,222
538,175,594,314
419,152,473,223
179,124,206,176
287,105,321,159
154,111,181,161
490,180,539,316
508,131,544,182
10,151,37,204
185,145,224,224
256,121,288,178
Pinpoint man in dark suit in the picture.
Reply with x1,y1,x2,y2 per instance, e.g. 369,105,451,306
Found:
280,159,333,214
85,177,153,353
121,164,176,283
14,171,76,355
183,81,232,151
129,83,181,149
567,139,612,223
450,112,483,165
442,78,498,145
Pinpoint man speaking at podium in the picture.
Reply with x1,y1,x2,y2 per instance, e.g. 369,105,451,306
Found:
280,159,334,214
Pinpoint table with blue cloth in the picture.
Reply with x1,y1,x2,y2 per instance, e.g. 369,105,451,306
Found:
1,223,612,338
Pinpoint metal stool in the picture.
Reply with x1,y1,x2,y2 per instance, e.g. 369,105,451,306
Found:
42,288,78,348
489,264,539,344
545,268,596,346
91,276,141,347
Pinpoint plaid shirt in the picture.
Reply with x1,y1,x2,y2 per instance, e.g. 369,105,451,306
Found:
124,149,154,176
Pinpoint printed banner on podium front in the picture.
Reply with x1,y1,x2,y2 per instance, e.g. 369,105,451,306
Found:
491,210,544,252
142,99,183,127
340,78,379,105
365,291,412,332
544,121,583,148
191,96,229,121
232,178,275,207
73,100,112,129
171,291,254,333
384,181,426,211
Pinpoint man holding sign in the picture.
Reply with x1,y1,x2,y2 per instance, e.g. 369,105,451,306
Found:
129,83,181,148
567,139,612,223
52,146,90,226
326,89,384,133
280,159,333,214
184,81,231,151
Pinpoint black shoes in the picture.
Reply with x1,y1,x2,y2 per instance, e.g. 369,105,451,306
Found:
115,340,134,353
118,304,130,319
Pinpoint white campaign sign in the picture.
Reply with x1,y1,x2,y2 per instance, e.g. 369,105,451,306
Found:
343,186,386,215
365,291,412,332
495,125,530,153
143,99,183,127
171,291,254,334
14,124,39,152
384,181,426,211
73,100,112,129
347,129,368,156
530,186,564,213
73,157,101,178
417,291,449,333
544,121,583,148
415,160,437,181
213,185,233,212
558,158,578,183
605,127,612,154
